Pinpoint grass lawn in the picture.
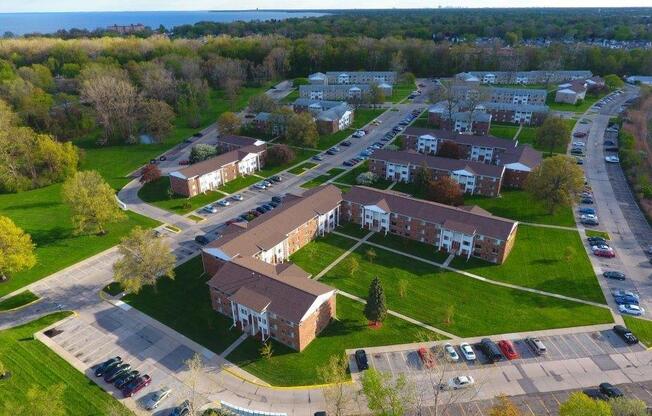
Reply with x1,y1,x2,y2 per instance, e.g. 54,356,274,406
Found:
367,233,450,263
299,168,346,189
122,256,242,354
280,88,299,104
0,312,130,415
226,295,442,386
586,230,611,240
258,147,319,177
0,290,39,311
391,81,416,103
187,214,205,222
103,282,123,296
336,222,373,239
333,183,352,192
138,177,225,214
450,225,605,303
218,175,261,194
546,91,607,113
622,316,652,347
287,162,318,175
464,189,575,227
290,233,359,276
0,184,160,298
314,108,385,151
319,244,611,337
490,124,520,140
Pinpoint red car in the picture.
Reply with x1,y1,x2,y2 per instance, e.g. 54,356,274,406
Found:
573,131,587,138
417,347,435,368
179,160,190,165
121,375,151,398
497,340,520,360
594,248,616,258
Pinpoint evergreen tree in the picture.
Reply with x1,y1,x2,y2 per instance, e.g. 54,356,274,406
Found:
364,277,387,326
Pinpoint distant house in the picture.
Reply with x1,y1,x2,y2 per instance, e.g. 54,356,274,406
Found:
106,24,145,34
253,112,288,136
292,98,355,134
301,71,395,101
555,80,587,105
428,106,492,135
481,102,549,125
169,144,266,197
585,76,606,92
626,75,652,86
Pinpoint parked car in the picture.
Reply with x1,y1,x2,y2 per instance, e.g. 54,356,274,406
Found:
193,132,203,138
231,194,244,201
599,382,624,398
203,205,217,214
417,347,435,368
121,375,151,398
614,294,639,305
573,131,587,138
604,140,616,146
613,325,639,345
612,289,639,301
159,155,167,161
525,337,547,355
114,370,139,389
326,149,337,155
263,180,273,187
145,387,172,410
355,350,369,370
581,197,594,204
270,175,282,182
603,271,626,281
497,340,520,360
97,361,123,379
169,400,191,416
253,182,267,190
94,357,122,377
605,155,620,163
594,247,615,258
576,157,584,165
194,235,210,245
442,375,475,390
619,304,644,316
216,199,230,207
312,154,324,161
459,342,476,361
271,196,283,203
581,217,599,226
341,140,352,147
579,208,596,215
343,160,354,167
479,338,504,363
583,388,608,400
444,343,459,362
104,363,131,383
256,207,267,214
587,236,607,245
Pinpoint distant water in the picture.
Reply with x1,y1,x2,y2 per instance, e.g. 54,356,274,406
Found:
0,10,327,36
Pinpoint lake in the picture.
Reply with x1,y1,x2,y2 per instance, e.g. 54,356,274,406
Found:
0,10,327,36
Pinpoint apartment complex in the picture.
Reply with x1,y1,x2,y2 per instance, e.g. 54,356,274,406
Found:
302,70,396,101
402,127,541,188
555,80,588,105
428,106,492,135
292,98,354,134
308,71,397,86
450,86,550,125
481,102,549,125
299,84,371,101
169,144,266,197
342,186,518,264
456,70,593,85
202,185,342,351
369,149,505,197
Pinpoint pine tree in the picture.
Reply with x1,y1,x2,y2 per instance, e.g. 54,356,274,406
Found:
364,277,388,327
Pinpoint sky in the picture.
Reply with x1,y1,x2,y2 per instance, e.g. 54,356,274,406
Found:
0,0,650,12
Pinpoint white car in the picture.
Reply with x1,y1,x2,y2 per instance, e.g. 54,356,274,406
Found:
231,194,243,201
203,205,217,214
572,141,586,147
441,375,475,390
444,343,459,362
144,387,172,410
217,199,230,207
605,155,620,163
581,214,598,221
459,343,476,361
253,182,267,190
619,304,644,316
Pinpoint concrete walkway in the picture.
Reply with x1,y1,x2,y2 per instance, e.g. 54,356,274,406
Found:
313,231,374,280
220,333,249,358
520,221,580,232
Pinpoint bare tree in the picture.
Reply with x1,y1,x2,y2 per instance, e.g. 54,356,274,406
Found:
431,80,464,128
184,353,205,415
142,64,178,104
317,354,355,416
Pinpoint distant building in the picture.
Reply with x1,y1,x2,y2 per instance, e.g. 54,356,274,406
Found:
106,24,146,34
626,75,652,85
480,102,549,125
292,99,354,134
555,80,588,105
253,112,288,136
308,71,397,86
302,71,395,101
299,84,374,101
455,70,593,85
428,106,492,135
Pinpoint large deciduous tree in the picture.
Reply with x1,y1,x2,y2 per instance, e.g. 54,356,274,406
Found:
112,227,175,294
535,116,571,156
559,392,611,416
425,177,464,206
189,143,218,164
139,98,175,142
139,164,161,184
248,93,278,114
317,354,354,416
609,397,648,416
286,112,318,147
0,216,36,282
413,162,432,189
525,155,584,213
217,111,241,135
265,144,295,167
61,170,126,235
360,368,415,416
364,276,387,327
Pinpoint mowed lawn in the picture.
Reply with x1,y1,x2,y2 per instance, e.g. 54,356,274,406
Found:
226,295,442,386
0,184,159,298
465,189,575,227
622,316,652,347
122,256,242,354
319,244,611,337
0,290,39,311
289,233,359,276
0,312,130,415
138,176,226,214
450,225,605,303
314,108,385,150
490,124,520,140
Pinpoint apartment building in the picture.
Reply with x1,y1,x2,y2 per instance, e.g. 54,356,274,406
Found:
452,86,547,106
342,186,518,264
169,144,266,197
555,80,588,105
456,70,593,85
481,102,549,125
308,71,397,86
428,106,492,135
252,112,288,136
299,84,371,101
292,99,354,134
202,185,342,350
369,149,505,197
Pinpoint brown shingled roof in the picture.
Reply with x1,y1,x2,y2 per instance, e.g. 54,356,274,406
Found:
173,144,266,179
217,134,260,148
502,145,542,170
402,127,517,150
371,149,505,178
344,186,516,241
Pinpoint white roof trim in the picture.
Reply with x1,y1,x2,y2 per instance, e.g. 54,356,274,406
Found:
169,171,187,180
299,290,336,323
504,162,532,172
203,247,233,262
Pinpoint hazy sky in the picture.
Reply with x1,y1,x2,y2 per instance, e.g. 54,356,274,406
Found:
0,0,650,12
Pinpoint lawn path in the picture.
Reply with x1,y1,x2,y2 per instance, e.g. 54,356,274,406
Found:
333,231,613,311
337,290,459,339
313,231,374,280
513,123,524,141
519,221,579,231
221,333,249,358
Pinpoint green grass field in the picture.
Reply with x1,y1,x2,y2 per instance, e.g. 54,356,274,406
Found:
316,109,385,150
622,316,652,347
138,177,226,214
0,183,159,298
391,81,416,103
122,256,242,354
300,168,346,189
367,232,450,263
289,233,358,276
546,91,607,113
0,313,130,415
450,225,605,303
586,230,611,240
287,162,318,175
465,189,575,227
490,124,520,140
258,147,319,177
226,295,441,386
318,244,611,337
0,290,39,311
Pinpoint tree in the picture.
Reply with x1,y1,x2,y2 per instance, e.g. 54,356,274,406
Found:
141,64,177,104
525,155,584,213
535,116,571,156
139,99,175,142
436,141,464,159
356,171,378,185
248,93,278,114
286,112,318,147
360,368,414,416
139,164,161,184
265,144,295,167
559,392,611,416
425,177,464,206
489,394,522,416
0,216,36,282
183,353,205,416
317,354,354,416
112,227,175,294
604,74,625,90
259,342,273,360
364,276,387,327
504,31,520,46
217,111,241,135
413,162,432,189
369,83,385,107
177,78,208,128
365,248,377,264
349,257,360,278
189,144,218,164
62,171,126,235
610,397,648,416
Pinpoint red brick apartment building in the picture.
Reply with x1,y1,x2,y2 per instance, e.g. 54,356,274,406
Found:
342,186,518,264
401,127,541,188
201,185,342,351
169,144,266,198
369,149,505,197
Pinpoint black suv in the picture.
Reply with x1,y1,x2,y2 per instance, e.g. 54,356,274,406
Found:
479,338,505,363
599,382,624,398
355,349,369,371
613,325,638,344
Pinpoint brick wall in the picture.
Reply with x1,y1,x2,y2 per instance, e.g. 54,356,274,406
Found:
503,169,530,188
202,251,227,276
169,175,194,197
297,295,336,351
286,217,320,256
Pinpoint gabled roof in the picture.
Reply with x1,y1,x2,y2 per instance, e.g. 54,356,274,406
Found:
403,127,518,150
217,135,262,148
171,144,266,179
371,149,504,178
343,186,517,241
502,145,542,170
317,104,351,121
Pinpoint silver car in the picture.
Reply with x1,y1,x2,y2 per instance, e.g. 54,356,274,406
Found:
144,387,172,410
